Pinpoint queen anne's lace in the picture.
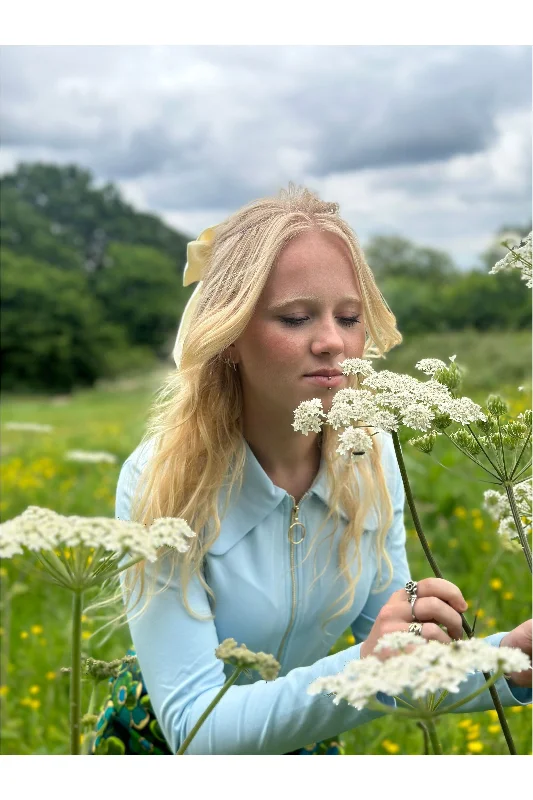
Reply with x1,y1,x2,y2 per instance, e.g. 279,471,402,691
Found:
336,427,374,461
483,478,532,543
307,633,530,710
0,506,197,561
489,232,532,289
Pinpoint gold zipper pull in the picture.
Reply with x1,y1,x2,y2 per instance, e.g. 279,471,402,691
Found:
289,501,306,545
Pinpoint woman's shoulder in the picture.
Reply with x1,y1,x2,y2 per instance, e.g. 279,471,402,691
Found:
122,437,157,477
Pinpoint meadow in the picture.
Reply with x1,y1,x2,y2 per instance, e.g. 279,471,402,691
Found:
1,329,531,755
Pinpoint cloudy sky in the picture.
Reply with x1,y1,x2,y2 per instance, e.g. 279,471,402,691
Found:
1,44,531,268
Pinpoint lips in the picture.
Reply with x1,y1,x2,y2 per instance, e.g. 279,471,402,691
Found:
304,370,342,377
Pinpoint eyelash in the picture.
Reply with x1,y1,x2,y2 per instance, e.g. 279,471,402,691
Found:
280,316,362,327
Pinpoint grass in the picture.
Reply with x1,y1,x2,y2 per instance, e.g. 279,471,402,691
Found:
0,332,531,755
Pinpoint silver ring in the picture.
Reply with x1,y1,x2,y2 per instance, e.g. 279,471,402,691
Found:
405,580,418,597
408,622,423,636
409,593,417,620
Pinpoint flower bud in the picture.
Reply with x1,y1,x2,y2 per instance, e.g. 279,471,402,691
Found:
486,395,508,417
450,429,481,456
433,362,462,393
408,432,438,454
518,410,532,428
432,412,452,432
476,416,498,435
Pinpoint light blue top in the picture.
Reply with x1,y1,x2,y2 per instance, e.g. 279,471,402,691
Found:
116,431,531,754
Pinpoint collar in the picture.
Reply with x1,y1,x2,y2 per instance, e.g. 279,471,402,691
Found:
209,437,345,555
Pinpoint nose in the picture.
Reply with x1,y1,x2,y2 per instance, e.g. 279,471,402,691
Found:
310,316,345,357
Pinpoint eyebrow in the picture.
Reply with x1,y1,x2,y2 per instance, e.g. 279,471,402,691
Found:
268,294,362,311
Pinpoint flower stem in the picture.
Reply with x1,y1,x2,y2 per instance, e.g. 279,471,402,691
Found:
176,666,243,754
390,431,517,755
509,428,531,480
82,680,99,755
504,482,532,572
70,591,83,755
417,721,430,755
426,719,443,754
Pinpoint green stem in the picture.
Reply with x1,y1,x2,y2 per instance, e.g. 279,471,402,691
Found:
467,425,504,479
176,667,243,754
434,669,502,715
417,721,430,755
509,428,531,480
82,680,99,755
504,482,532,573
496,417,508,481
426,719,443,754
391,431,517,755
70,591,83,755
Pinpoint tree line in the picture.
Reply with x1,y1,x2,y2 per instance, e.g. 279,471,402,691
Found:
0,162,530,393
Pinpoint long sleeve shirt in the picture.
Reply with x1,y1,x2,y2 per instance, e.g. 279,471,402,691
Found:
116,431,531,754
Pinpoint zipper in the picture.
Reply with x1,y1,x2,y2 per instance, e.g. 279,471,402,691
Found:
275,491,310,666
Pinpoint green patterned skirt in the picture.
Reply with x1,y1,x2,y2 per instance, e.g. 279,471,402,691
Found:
91,648,344,755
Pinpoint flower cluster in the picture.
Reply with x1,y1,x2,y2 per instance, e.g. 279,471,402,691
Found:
292,355,486,462
0,506,197,561
215,638,280,682
483,477,532,545
65,450,117,464
489,231,532,289
307,633,530,711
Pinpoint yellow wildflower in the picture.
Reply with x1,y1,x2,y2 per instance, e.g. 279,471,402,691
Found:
454,507,467,519
511,706,524,714
31,624,44,635
502,591,514,600
45,672,56,681
467,741,483,753
489,578,502,590
20,631,29,640
471,509,481,517
346,634,356,645
487,618,497,628
488,724,500,734
458,719,473,729
486,710,499,721
20,697,32,707
473,518,484,531
467,725,481,740
29,699,41,711
382,739,400,754
0,567,7,578
82,631,92,640
448,538,458,549
0,686,9,697
480,542,491,552
476,608,485,619
29,686,40,695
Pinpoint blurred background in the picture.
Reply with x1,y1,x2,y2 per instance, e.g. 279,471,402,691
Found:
0,45,531,755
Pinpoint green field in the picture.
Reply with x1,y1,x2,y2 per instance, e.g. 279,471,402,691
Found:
1,330,531,755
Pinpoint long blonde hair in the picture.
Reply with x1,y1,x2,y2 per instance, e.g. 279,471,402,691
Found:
116,183,402,636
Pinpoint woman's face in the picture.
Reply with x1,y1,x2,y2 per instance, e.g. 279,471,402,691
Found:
230,229,366,421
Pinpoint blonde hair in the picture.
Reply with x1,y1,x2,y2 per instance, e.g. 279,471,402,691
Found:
108,183,402,639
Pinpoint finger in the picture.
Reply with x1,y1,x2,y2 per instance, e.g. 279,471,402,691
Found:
408,621,453,645
416,578,468,613
410,597,464,641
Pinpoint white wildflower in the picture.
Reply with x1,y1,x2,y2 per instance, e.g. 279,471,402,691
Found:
366,408,399,433
336,427,373,462
307,634,530,711
489,232,532,289
438,397,486,425
374,631,427,653
292,399,326,435
65,450,117,464
483,478,532,544
339,358,376,378
415,359,447,376
400,402,435,432
0,506,197,562
5,422,53,433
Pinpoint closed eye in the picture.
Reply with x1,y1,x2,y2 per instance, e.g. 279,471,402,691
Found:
280,316,361,327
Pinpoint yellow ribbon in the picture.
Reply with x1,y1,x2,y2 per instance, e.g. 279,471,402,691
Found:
173,226,217,367
183,226,217,286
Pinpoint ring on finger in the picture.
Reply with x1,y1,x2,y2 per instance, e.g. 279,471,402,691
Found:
405,580,418,597
408,622,423,636
409,593,418,620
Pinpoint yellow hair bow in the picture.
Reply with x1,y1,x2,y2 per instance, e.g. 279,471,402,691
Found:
182,226,217,287
173,225,217,368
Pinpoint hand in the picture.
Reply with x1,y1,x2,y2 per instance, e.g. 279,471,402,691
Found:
500,620,532,688
360,577,468,660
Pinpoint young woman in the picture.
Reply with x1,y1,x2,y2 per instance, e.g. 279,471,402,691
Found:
92,185,531,755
